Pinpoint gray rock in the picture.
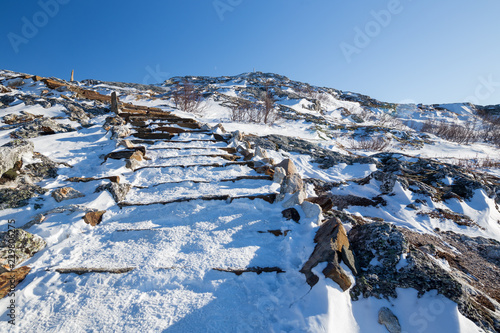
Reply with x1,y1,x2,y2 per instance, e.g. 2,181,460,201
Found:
12,118,74,139
51,187,85,202
255,146,268,159
378,307,401,333
0,229,46,267
65,104,90,126
0,140,34,176
111,125,131,139
0,184,47,210
273,167,286,184
96,182,131,202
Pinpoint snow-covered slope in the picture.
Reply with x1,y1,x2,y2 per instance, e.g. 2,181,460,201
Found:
0,70,498,332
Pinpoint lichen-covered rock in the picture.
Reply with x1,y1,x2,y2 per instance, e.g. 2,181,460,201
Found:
0,229,46,267
51,187,85,202
0,184,47,210
65,104,91,126
349,222,500,332
0,139,34,176
378,307,401,333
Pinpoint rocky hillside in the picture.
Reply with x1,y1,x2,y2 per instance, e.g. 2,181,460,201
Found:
0,69,499,332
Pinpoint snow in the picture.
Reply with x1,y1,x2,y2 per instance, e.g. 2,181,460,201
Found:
0,72,494,332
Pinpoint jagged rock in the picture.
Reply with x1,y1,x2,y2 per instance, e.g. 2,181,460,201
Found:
65,104,90,126
96,182,131,202
0,266,31,299
23,152,58,179
51,187,85,202
275,158,297,176
0,229,46,268
378,307,401,333
255,146,268,159
12,118,74,138
104,115,126,129
300,218,356,289
322,255,352,291
273,166,286,184
83,211,105,226
349,222,500,333
231,130,243,145
281,190,306,208
301,201,322,219
282,208,300,223
0,140,34,176
111,125,131,139
373,171,398,194
0,184,47,210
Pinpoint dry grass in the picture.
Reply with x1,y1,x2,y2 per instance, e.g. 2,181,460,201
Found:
347,137,390,151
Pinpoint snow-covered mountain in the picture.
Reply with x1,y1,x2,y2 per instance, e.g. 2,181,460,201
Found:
0,69,499,332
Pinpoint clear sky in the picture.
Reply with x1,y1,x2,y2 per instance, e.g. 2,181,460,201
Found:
1,0,499,105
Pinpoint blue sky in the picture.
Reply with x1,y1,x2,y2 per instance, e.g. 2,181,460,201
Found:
1,0,499,105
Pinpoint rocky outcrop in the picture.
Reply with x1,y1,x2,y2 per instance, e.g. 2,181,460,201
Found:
349,222,500,332
300,218,357,290
0,229,46,268
0,140,34,176
378,307,401,333
0,184,47,210
12,118,74,139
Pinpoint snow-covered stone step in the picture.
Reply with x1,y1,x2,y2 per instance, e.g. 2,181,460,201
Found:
122,179,279,205
145,148,235,158
140,155,242,167
131,139,225,148
124,164,263,186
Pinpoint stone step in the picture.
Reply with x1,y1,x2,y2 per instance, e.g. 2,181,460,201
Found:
118,193,276,207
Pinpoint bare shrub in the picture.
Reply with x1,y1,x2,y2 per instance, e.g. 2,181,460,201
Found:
348,137,390,151
451,156,500,170
421,119,478,144
230,100,258,123
171,79,204,113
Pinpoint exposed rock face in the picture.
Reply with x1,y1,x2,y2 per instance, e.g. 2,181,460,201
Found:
0,229,46,268
12,118,74,139
65,104,91,126
0,266,31,299
247,135,375,169
51,187,85,202
0,140,34,176
300,218,357,290
378,307,401,333
3,111,42,125
83,211,106,226
349,222,500,332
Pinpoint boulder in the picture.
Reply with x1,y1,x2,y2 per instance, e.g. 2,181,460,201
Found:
255,146,268,159
378,307,401,333
274,158,297,176
0,229,46,268
281,190,306,208
65,104,90,126
282,208,300,223
273,167,286,184
83,211,105,226
2,111,42,125
301,201,322,219
111,125,131,139
51,187,85,202
0,184,46,210
279,174,303,195
0,140,34,176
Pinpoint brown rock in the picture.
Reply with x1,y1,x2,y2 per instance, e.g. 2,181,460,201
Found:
129,150,144,161
275,158,297,175
0,266,31,299
110,91,119,114
322,257,352,291
83,211,105,226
